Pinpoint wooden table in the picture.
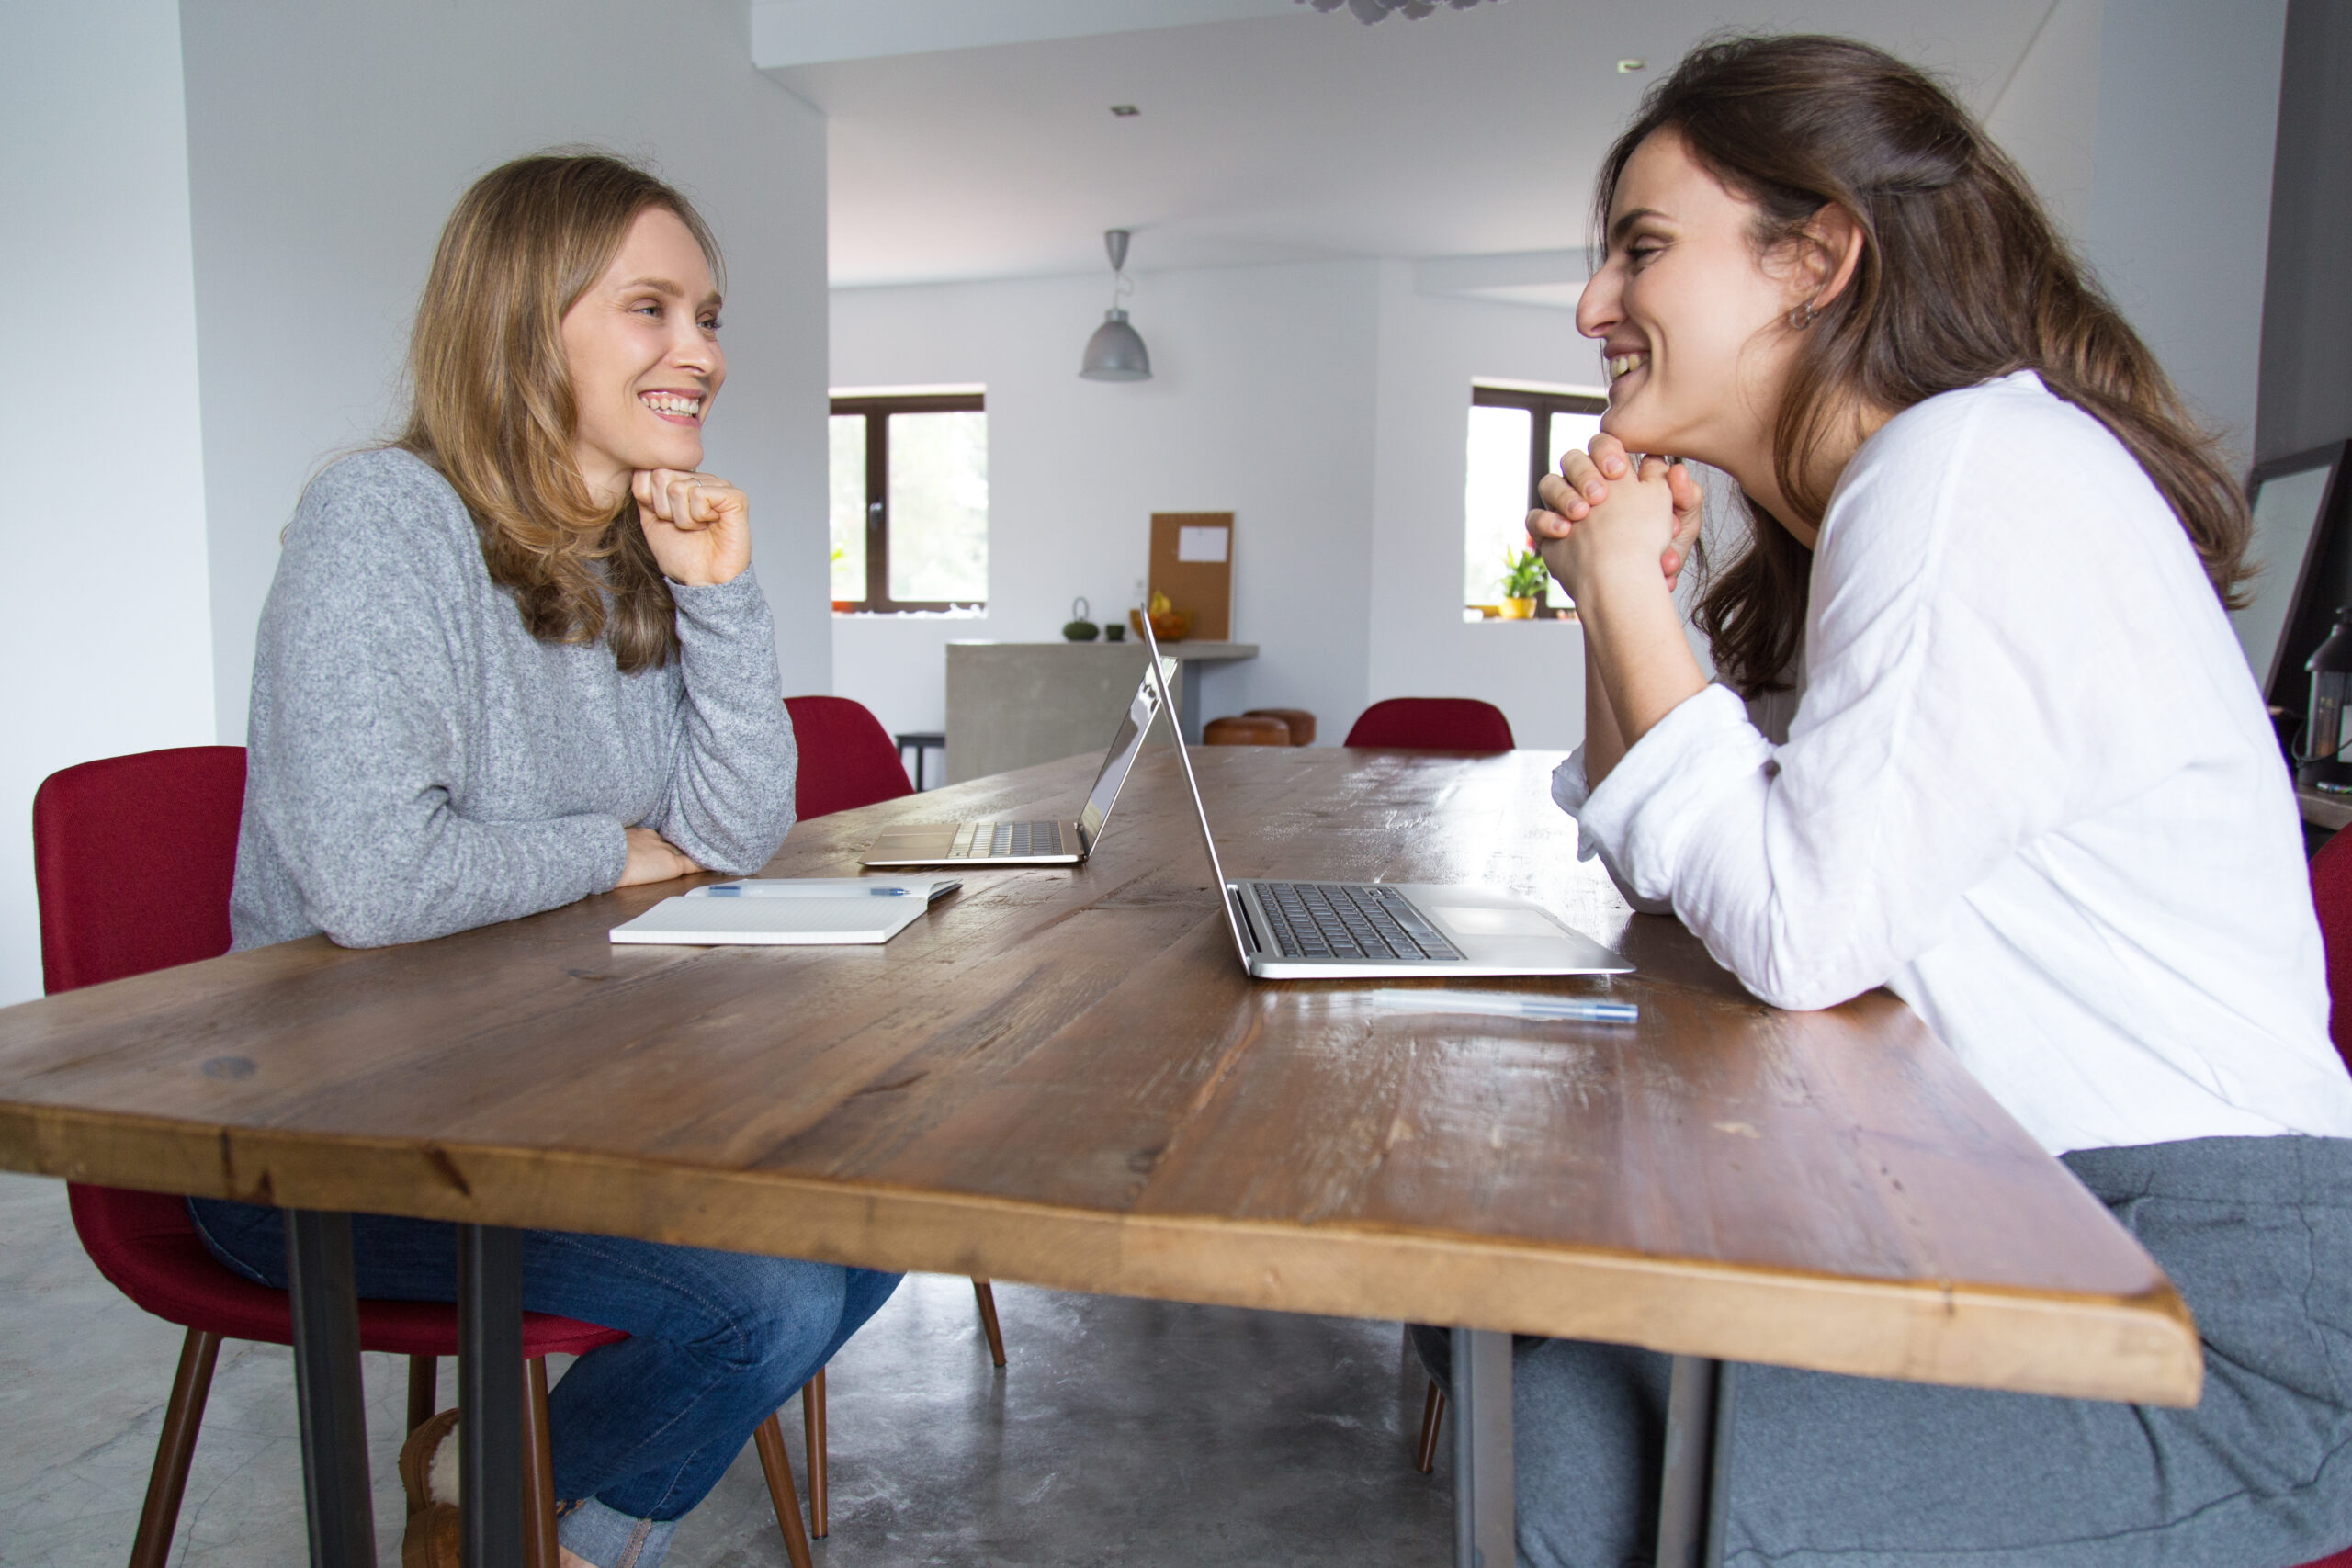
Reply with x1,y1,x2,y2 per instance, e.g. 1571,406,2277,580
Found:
0,748,2199,1568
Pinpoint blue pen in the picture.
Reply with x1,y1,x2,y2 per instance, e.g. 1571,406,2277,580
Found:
1513,998,1639,1023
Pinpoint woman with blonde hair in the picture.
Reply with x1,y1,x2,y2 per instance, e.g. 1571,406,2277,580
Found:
189,152,898,1568
1422,33,2352,1566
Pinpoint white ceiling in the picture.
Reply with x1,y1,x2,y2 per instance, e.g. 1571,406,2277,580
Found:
764,0,2058,291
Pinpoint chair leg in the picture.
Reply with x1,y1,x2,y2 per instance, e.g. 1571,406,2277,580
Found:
1414,1379,1446,1474
972,1278,1007,1368
802,1370,829,1539
523,1358,560,1568
752,1414,815,1568
407,1354,438,1435
129,1327,221,1568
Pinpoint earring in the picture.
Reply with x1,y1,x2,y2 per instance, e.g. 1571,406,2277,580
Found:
1787,299,1820,331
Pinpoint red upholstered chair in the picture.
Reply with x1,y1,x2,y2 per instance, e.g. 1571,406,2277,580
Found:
2311,828,2352,1074
786,694,916,818
33,748,813,1568
2301,830,2352,1564
783,694,1010,1537
1344,698,1515,751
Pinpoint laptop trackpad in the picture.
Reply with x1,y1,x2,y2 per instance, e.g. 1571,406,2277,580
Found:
865,827,961,861
1428,906,1563,939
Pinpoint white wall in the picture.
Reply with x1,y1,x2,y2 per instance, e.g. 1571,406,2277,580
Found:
1367,265,1595,750
831,262,1382,746
0,0,216,1006
2080,0,2287,465
1984,0,2104,246
180,0,834,743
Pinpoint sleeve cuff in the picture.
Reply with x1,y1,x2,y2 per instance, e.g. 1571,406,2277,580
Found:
1551,749,1591,816
593,818,629,892
670,566,766,633
1577,683,1772,905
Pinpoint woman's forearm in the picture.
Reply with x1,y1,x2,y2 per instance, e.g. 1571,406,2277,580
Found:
1583,639,1629,788
1578,558,1710,752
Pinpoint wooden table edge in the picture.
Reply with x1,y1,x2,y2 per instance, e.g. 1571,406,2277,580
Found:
0,1110,2200,1409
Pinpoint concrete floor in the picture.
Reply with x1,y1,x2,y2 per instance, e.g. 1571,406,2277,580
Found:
0,1172,1453,1566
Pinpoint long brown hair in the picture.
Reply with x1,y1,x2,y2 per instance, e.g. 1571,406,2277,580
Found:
395,151,723,673
1596,36,2252,695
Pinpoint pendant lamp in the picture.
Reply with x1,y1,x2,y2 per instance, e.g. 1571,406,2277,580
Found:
1080,230,1152,382
1299,0,1501,19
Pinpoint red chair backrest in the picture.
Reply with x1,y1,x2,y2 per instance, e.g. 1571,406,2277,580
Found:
32,746,247,995
785,695,914,819
2311,828,2352,1074
1344,698,1515,751
32,744,630,1357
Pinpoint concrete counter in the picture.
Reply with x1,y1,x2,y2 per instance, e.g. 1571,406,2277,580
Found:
944,640,1258,784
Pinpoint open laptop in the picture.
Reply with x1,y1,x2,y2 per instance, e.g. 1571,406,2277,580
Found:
1136,619,1632,979
862,658,1174,867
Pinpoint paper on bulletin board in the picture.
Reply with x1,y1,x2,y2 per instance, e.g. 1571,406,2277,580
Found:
1177,525,1229,562
1149,513,1234,640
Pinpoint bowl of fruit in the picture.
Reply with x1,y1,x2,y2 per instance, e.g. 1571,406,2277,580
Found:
1128,592,1190,643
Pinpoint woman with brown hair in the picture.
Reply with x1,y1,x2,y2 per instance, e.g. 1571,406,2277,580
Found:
189,152,898,1568
1453,33,2352,1565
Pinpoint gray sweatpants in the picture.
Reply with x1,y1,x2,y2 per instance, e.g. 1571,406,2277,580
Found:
1420,1135,2352,1568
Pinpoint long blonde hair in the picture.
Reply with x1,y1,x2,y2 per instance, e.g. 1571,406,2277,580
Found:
395,151,724,673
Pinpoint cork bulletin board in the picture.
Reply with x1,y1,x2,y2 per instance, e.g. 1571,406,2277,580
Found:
1148,513,1234,641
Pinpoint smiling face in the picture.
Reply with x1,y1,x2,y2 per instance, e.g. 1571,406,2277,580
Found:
1577,128,1815,502
560,206,725,507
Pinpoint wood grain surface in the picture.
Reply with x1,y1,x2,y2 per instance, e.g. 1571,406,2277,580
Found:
0,749,2199,1406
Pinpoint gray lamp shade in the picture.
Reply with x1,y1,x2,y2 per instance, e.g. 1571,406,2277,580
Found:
1080,309,1152,381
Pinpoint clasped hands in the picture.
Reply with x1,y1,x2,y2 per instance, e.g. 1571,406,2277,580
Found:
1527,434,1702,604
632,468,751,588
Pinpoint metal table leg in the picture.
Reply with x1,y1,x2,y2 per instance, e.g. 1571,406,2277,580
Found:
458,1224,526,1568
1656,1356,1739,1568
285,1210,378,1567
1451,1327,1513,1568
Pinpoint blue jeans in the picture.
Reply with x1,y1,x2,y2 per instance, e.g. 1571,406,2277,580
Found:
188,1200,899,1556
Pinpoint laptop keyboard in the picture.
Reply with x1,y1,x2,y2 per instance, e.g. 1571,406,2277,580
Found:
956,820,1065,858
1254,882,1463,962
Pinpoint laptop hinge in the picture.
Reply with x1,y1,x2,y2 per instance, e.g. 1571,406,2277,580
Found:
1228,884,1264,957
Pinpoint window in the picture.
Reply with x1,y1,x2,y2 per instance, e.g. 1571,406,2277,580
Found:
1463,383,1607,620
829,390,988,613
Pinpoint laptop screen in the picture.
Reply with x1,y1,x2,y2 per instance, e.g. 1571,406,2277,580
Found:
1136,621,1256,963
1078,660,1171,841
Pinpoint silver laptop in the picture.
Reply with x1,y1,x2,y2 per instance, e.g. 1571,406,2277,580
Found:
1136,619,1632,979
862,659,1173,867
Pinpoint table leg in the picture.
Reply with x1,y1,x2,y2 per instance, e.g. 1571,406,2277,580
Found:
457,1224,526,1568
284,1210,378,1568
1450,1327,1512,1568
1655,1356,1739,1568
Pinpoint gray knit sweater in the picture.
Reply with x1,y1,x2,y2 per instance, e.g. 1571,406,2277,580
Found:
229,446,797,950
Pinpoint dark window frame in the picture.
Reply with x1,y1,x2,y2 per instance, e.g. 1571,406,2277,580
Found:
830,390,988,615
1470,384,1608,620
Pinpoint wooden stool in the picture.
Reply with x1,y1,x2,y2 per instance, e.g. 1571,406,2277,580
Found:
1244,708,1316,746
1204,715,1291,745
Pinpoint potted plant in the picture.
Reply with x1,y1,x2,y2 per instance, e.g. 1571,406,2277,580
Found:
1499,548,1548,619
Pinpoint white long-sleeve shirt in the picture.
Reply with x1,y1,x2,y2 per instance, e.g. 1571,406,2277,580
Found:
1555,372,2352,1155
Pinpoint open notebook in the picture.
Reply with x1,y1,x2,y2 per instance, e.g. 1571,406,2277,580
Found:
608,877,961,946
